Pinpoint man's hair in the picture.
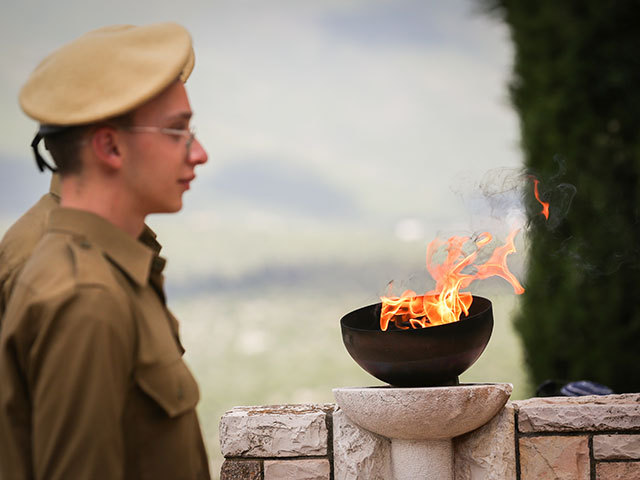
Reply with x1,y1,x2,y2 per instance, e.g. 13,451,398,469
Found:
43,113,133,175
43,126,91,175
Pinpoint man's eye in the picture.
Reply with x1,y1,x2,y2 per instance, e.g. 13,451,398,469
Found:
168,128,188,140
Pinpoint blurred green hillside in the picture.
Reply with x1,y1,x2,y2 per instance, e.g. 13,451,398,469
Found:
150,220,530,477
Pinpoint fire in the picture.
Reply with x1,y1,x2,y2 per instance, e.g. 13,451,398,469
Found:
532,178,550,219
380,230,524,331
379,175,549,331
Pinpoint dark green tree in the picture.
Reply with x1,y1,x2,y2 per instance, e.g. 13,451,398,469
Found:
482,1,640,393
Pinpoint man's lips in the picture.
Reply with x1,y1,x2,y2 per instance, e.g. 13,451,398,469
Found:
178,176,195,189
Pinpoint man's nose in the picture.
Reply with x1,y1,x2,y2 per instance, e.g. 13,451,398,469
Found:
188,138,208,165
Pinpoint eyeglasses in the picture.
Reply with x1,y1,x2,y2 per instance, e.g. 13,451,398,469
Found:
120,126,196,156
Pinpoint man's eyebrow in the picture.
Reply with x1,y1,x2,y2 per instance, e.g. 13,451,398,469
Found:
163,112,193,123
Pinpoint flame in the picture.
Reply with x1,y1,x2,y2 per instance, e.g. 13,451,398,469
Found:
380,230,524,331
532,178,550,219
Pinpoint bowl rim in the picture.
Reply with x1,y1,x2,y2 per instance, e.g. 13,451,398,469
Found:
340,295,493,333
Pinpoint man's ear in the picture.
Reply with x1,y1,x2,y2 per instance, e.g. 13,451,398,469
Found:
90,127,123,170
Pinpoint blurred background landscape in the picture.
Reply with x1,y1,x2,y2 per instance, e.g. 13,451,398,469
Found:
0,0,528,475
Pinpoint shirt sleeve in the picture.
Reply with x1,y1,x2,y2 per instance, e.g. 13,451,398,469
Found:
25,285,135,480
0,258,20,324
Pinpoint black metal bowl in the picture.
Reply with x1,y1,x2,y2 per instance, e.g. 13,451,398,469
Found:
340,296,493,387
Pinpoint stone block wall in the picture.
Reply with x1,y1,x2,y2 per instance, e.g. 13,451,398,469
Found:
514,394,640,480
219,404,334,480
219,394,640,479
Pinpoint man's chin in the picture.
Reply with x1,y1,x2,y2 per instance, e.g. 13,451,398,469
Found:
149,201,183,215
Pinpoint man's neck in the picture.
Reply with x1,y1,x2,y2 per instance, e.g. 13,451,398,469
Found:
59,175,145,239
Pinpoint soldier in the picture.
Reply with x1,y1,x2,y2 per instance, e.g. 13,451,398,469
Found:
0,23,210,479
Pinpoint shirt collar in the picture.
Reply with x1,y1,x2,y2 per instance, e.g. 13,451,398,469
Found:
47,208,157,287
47,175,161,255
139,224,162,254
49,173,61,199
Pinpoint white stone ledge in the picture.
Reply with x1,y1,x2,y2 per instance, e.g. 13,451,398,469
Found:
594,434,640,460
219,404,331,458
514,394,640,433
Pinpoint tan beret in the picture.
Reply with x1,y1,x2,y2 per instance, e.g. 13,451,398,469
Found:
19,22,195,126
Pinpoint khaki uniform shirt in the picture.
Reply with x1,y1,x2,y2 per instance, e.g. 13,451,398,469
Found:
0,177,163,326
0,176,61,322
0,208,210,480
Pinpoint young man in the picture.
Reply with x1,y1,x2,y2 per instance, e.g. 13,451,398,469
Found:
0,23,210,479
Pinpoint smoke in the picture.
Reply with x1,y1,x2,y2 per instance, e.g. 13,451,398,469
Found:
442,162,580,286
537,182,577,230
450,160,578,235
451,156,640,279
383,168,534,298
382,153,640,299
383,152,640,305
527,155,577,231
529,155,639,276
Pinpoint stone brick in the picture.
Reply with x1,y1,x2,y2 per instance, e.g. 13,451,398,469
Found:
332,407,392,480
515,394,640,433
454,403,516,480
519,435,590,480
220,404,330,458
220,459,262,480
594,434,640,460
596,461,640,480
263,459,330,480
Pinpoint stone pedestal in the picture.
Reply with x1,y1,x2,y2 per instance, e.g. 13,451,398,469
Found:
391,439,452,480
333,384,512,480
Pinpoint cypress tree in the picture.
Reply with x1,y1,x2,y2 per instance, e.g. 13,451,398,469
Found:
482,1,640,393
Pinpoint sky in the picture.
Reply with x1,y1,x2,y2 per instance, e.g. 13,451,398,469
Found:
0,0,521,237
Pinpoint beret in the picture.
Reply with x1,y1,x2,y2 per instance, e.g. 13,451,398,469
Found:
19,22,195,127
